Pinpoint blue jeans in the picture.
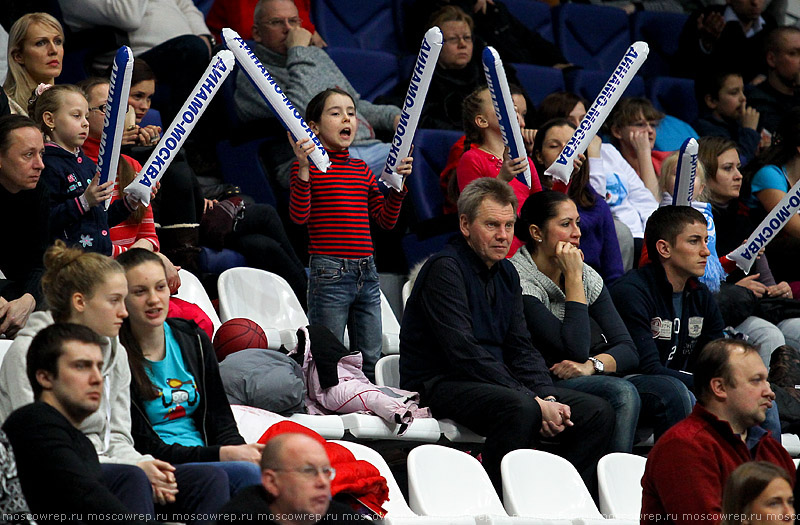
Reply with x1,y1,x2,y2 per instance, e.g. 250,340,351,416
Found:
556,375,641,453
308,254,382,380
627,374,694,442
184,461,261,496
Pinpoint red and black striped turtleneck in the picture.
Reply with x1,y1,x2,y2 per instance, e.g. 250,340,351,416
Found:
290,149,406,259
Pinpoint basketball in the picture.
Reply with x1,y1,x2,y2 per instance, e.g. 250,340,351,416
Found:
213,318,268,361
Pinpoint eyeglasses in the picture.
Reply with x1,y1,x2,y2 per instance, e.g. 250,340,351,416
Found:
89,104,107,113
443,35,472,45
260,17,303,28
269,466,336,480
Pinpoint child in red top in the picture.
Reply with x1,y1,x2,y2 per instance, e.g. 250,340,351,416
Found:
79,77,181,293
456,86,541,255
289,87,413,380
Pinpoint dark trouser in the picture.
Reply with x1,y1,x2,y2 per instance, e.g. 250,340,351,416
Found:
161,464,230,525
139,35,211,128
423,380,614,496
101,463,229,524
227,203,308,309
101,463,154,516
765,236,800,283
139,35,226,167
124,148,204,227
627,374,693,442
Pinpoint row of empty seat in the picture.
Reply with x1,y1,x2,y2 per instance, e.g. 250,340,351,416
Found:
347,440,645,524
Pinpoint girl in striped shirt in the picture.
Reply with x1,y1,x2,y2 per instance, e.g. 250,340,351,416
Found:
288,87,413,380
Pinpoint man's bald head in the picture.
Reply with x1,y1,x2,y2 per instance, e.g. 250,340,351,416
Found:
253,0,301,55
260,433,333,525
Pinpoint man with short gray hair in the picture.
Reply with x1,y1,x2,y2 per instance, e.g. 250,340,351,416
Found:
234,0,402,188
400,178,613,494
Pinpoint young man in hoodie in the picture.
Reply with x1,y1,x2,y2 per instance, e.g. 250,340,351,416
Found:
612,206,726,441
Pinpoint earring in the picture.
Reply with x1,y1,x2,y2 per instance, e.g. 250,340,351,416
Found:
537,238,542,243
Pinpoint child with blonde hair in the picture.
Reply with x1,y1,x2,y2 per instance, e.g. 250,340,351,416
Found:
30,84,139,255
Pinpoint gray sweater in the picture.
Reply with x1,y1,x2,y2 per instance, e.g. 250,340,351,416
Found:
234,43,400,146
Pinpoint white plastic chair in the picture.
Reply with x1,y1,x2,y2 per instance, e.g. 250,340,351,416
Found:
408,444,541,525
782,433,800,456
286,413,345,439
375,354,401,388
375,354,484,444
597,453,646,521
401,280,412,308
502,449,635,525
380,291,400,355
230,405,346,442
334,441,473,525
230,405,286,443
217,267,307,348
0,340,12,367
793,458,799,468
174,269,222,336
340,358,442,441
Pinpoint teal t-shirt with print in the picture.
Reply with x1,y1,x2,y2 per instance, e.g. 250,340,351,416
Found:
143,323,204,446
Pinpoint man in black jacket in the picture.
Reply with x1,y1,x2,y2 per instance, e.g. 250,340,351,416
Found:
612,206,725,441
0,115,47,338
400,179,613,494
3,324,155,525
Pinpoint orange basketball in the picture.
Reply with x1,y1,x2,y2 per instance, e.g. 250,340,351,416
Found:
213,318,268,361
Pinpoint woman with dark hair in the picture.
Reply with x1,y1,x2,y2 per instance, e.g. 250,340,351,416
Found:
510,189,639,452
532,118,624,283
721,462,794,525
534,91,587,129
117,248,263,495
699,136,800,358
701,135,786,294
745,107,800,282
121,59,163,148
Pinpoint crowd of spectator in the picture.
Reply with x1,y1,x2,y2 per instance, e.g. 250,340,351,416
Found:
1,0,800,522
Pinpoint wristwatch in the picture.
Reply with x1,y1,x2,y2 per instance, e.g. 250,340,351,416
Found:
588,357,604,374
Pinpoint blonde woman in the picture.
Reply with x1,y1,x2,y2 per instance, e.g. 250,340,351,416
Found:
4,12,64,115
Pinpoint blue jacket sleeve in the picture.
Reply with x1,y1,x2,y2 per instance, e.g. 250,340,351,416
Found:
41,165,86,230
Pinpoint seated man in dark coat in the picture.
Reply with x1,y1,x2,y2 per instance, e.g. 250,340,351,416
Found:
0,115,48,337
400,177,614,494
